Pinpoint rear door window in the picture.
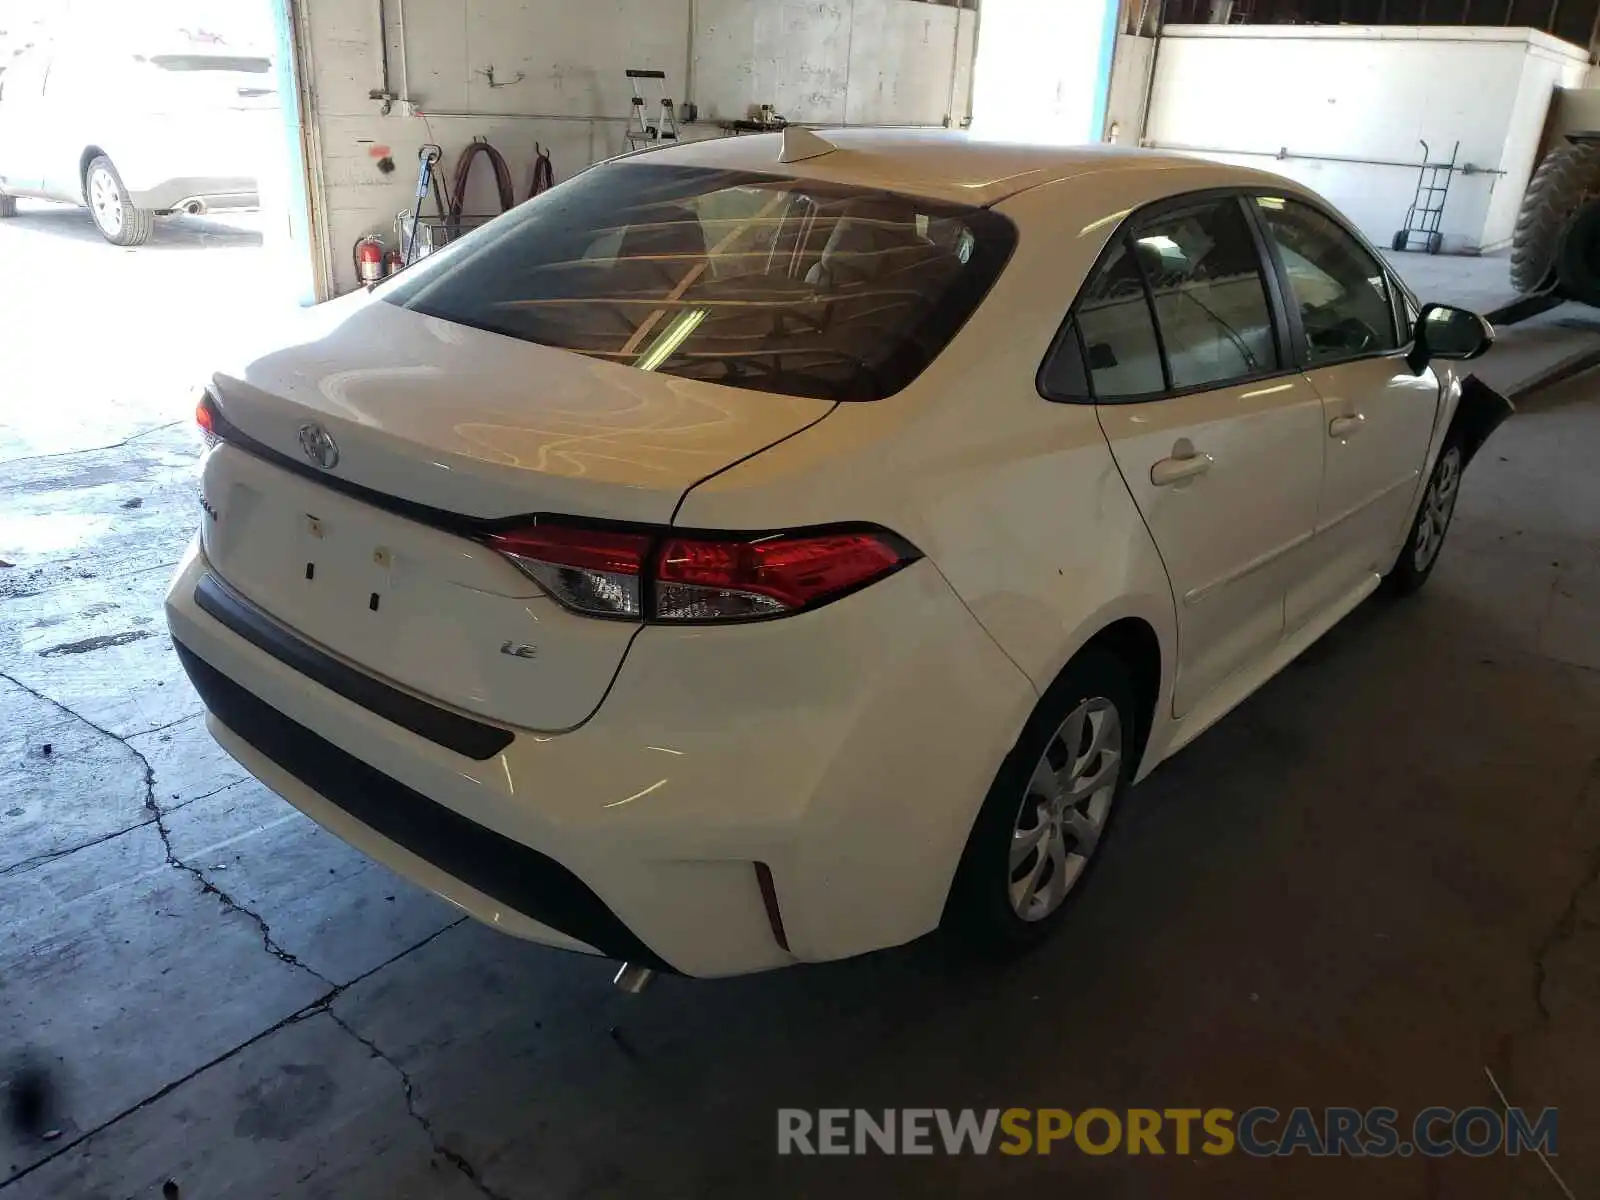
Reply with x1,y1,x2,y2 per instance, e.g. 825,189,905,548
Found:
1130,197,1280,390
381,163,1016,401
1041,192,1283,403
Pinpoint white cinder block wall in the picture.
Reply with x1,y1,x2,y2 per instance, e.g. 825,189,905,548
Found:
1143,25,1589,255
298,0,977,295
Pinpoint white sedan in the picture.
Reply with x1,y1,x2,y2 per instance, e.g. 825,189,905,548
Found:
0,39,272,245
165,128,1509,980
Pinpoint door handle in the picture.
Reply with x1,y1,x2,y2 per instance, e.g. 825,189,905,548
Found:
1329,413,1366,439
1150,451,1214,487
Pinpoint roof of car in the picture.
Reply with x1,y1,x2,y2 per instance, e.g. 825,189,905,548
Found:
622,128,1282,207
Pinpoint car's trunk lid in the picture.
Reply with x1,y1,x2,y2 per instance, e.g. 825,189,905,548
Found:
211,293,831,524
200,296,833,731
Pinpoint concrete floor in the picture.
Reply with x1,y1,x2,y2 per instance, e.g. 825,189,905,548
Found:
3,202,1600,1199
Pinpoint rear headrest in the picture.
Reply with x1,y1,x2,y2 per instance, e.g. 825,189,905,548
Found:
617,203,705,261
807,200,928,287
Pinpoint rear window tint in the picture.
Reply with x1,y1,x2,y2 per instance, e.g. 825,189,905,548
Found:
380,163,1016,401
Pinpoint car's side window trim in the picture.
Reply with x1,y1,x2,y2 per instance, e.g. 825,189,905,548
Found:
1389,270,1420,351
1036,186,1304,406
1238,194,1307,369
1125,229,1176,393
1248,192,1408,372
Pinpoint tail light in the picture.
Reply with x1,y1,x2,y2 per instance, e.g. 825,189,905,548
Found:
484,525,652,618
194,388,222,449
482,522,917,622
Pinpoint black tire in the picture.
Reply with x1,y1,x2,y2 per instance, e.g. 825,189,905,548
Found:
1391,230,1408,252
1426,231,1443,255
84,155,153,247
0,194,16,218
1555,197,1600,306
1509,140,1600,293
942,645,1139,956
1385,432,1464,597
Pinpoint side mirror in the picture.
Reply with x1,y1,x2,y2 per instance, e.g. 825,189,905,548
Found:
1406,302,1494,376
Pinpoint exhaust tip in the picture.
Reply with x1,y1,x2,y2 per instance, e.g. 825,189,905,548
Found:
613,963,655,994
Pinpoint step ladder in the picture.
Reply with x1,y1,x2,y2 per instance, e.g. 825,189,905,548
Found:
625,69,679,151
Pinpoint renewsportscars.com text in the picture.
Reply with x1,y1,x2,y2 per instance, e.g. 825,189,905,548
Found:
777,1106,1558,1158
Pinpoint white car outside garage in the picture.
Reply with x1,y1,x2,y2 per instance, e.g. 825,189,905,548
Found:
0,31,275,245
164,129,1510,980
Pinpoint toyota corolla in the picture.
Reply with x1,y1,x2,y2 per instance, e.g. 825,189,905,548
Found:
165,128,1510,980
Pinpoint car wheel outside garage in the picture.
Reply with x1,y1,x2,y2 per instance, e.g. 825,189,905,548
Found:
84,154,154,247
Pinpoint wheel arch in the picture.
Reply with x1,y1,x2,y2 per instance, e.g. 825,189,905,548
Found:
1077,617,1162,771
1036,614,1164,786
1446,374,1515,469
938,609,1167,950
78,145,108,201
1404,367,1513,544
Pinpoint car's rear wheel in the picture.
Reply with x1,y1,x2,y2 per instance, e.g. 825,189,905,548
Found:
943,645,1137,955
1385,434,1463,597
85,156,153,247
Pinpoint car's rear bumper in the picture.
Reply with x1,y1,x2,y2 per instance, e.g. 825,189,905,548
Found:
127,177,258,212
164,538,1035,977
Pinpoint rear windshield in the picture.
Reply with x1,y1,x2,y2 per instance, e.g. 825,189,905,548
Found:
380,162,1016,401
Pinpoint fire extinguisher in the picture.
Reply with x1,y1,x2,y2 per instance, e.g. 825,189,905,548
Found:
383,248,404,276
353,235,386,286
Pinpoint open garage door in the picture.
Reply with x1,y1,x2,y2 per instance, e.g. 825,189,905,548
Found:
968,0,1121,144
0,0,318,459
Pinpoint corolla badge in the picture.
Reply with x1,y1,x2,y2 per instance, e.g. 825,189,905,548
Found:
298,423,339,470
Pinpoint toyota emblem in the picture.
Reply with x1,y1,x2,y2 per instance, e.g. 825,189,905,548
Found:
298,422,339,470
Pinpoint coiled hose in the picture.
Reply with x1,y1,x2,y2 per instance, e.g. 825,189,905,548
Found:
447,137,516,230
528,143,555,199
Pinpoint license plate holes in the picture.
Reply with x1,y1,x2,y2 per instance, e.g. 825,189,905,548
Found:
305,562,315,581
369,592,380,612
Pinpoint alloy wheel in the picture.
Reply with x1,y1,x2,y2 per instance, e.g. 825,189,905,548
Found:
1009,696,1122,921
89,167,124,237
1412,446,1462,573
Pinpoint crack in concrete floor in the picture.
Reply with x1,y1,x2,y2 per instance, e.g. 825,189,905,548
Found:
1530,756,1600,1024
0,670,488,1196
326,1011,513,1200
0,420,185,472
0,776,250,882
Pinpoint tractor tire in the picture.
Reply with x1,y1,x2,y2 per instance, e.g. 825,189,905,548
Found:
1509,140,1600,293
1555,198,1600,307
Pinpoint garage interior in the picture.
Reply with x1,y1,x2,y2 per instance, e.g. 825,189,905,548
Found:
3,0,1600,1194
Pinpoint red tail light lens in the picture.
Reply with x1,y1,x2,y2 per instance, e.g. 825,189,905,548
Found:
656,531,905,620
482,523,914,622
194,389,221,448
485,525,651,618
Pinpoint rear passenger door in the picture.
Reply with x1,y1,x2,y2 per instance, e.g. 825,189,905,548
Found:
1250,196,1441,631
1042,193,1326,719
